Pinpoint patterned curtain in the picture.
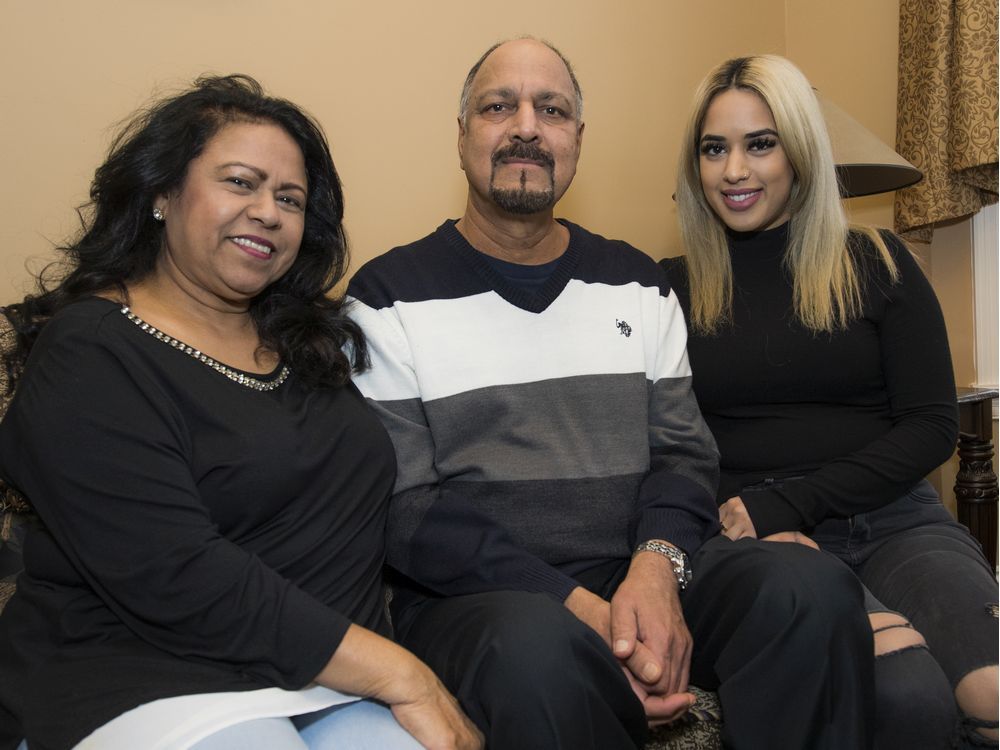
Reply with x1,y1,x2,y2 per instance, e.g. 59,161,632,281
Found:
895,0,998,241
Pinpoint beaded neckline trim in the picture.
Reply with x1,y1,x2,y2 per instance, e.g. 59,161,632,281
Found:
120,305,290,392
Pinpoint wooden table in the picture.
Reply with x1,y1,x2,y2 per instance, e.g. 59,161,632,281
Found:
955,387,999,569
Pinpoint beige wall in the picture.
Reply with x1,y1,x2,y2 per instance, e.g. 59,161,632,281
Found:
0,0,932,284
3,0,790,301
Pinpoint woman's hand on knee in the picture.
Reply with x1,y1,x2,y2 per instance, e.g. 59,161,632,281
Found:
314,625,483,750
719,497,758,540
389,675,484,750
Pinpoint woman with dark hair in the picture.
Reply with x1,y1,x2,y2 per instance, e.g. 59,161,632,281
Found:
663,55,998,748
0,75,480,750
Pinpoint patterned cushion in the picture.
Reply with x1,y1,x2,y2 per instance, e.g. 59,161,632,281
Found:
0,309,32,613
645,686,722,749
0,490,31,612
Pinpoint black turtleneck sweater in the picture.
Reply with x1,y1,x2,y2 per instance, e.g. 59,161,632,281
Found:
661,223,958,536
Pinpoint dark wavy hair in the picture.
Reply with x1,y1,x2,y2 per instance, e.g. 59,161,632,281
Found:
3,74,365,392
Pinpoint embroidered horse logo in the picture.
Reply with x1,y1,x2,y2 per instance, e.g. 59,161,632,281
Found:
616,319,632,338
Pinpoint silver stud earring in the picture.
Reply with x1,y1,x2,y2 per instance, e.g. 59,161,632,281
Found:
152,207,165,221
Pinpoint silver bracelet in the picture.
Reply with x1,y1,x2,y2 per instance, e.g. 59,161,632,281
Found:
633,540,692,590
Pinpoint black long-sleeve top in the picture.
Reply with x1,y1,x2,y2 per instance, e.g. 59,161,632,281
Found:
662,223,958,536
0,298,396,750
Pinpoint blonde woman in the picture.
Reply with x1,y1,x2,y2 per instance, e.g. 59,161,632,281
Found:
663,54,998,749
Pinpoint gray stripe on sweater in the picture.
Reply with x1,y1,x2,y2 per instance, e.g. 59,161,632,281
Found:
373,372,712,486
648,375,720,498
364,398,440,492
426,372,652,481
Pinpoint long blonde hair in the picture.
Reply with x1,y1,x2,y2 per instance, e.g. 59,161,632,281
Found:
676,55,898,334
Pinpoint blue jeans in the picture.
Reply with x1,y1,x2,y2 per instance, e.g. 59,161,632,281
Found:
12,700,423,750
184,699,422,750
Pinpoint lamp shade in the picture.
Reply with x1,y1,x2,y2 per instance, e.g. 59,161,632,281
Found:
815,91,923,198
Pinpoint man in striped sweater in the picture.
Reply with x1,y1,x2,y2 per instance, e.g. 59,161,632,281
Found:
347,37,875,750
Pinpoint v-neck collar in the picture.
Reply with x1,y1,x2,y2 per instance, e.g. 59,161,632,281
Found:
438,219,584,314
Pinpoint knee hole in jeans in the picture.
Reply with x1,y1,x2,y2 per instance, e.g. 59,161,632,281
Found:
869,612,927,656
963,715,999,744
956,665,1000,743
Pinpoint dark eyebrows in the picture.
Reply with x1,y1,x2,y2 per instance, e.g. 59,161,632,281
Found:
278,181,308,197
219,161,264,178
474,87,575,113
218,162,307,195
474,86,517,105
699,128,779,144
536,91,572,106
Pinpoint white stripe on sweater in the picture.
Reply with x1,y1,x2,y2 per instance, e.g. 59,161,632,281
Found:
349,278,691,402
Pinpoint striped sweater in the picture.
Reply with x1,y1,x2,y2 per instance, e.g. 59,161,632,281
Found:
347,219,719,606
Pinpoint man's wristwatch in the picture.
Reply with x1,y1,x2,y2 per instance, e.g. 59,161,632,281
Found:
633,540,693,590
